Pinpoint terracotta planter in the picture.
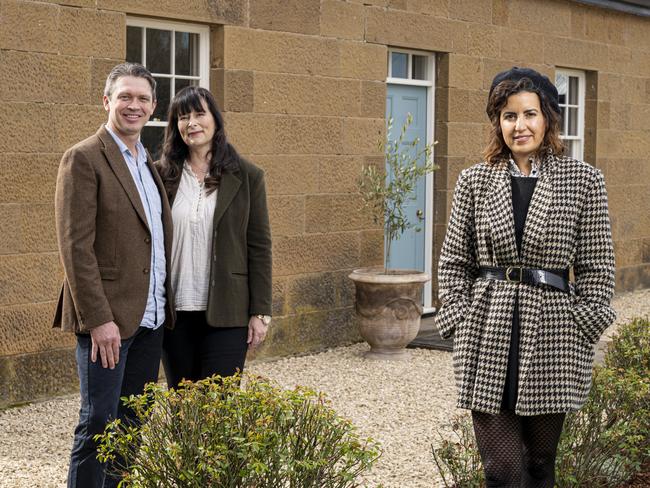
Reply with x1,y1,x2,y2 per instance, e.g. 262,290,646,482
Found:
349,267,430,359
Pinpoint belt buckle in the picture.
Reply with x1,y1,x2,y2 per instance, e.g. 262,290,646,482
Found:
506,266,523,283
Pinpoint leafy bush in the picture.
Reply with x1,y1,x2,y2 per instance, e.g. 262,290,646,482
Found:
605,317,650,373
431,318,650,488
556,367,649,486
96,374,381,488
557,317,650,487
431,414,484,488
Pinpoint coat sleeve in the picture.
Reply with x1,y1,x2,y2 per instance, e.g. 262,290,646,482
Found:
435,169,479,339
247,169,273,316
55,148,114,329
571,170,616,344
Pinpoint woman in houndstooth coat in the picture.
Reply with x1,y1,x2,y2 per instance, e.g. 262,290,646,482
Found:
435,67,616,487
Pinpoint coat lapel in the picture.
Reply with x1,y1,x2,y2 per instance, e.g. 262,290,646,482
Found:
213,171,241,228
97,127,149,230
486,164,519,264
521,153,557,265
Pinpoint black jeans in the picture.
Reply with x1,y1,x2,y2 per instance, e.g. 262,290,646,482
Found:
162,311,249,389
68,325,163,488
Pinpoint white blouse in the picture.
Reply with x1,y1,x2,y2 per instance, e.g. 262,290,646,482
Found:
508,156,541,178
170,163,218,311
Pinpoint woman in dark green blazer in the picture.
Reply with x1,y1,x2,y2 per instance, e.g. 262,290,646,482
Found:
157,86,272,387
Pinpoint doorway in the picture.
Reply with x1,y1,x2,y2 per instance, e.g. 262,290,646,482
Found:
385,49,435,312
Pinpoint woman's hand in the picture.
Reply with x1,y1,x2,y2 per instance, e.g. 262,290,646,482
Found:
247,315,268,349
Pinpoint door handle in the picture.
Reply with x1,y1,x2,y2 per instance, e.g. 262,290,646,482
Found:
416,209,424,220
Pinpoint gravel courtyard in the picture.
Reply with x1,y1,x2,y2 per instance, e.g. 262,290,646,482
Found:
1,289,648,488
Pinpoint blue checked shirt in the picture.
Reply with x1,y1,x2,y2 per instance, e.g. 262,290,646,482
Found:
105,125,166,329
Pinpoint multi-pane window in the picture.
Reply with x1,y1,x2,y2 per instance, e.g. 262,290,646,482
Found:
126,18,209,158
555,69,585,161
388,50,430,82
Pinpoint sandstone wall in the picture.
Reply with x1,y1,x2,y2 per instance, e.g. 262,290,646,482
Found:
1,0,648,406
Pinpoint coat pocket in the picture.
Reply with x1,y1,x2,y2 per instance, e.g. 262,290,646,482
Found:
435,300,467,339
98,266,119,281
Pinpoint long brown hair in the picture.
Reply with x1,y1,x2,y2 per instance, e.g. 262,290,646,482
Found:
158,86,240,197
482,77,564,167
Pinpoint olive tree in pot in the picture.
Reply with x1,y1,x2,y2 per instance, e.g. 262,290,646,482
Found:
350,115,437,359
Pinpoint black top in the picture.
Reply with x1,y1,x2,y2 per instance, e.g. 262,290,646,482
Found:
511,176,538,255
502,175,538,411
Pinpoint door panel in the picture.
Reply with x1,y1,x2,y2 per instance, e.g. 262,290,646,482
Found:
385,84,428,272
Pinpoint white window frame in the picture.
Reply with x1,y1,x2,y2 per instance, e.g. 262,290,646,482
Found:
386,48,436,313
555,68,586,161
126,17,210,129
387,49,434,87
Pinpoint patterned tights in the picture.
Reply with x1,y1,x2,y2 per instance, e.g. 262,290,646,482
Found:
471,410,566,488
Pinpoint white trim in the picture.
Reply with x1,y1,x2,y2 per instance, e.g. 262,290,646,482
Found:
388,48,434,83
386,77,433,87
127,16,210,36
556,68,585,160
386,49,436,309
143,74,202,80
423,54,435,310
390,47,435,57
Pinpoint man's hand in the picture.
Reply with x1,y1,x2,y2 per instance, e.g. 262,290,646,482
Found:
90,321,121,369
247,316,268,349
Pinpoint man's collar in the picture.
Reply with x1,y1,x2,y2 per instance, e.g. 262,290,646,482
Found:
104,124,145,158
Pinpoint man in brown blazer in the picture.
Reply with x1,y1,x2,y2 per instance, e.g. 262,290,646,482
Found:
54,63,174,488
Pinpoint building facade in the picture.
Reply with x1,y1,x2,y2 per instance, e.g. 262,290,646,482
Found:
1,0,649,406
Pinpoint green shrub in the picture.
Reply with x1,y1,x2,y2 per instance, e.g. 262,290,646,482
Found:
96,374,381,488
557,317,650,487
431,318,650,488
431,414,484,488
605,317,650,374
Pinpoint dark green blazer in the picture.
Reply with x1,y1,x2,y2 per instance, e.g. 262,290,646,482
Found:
165,158,272,327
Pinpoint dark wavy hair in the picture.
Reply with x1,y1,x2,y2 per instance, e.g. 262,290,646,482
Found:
158,86,240,196
482,77,564,167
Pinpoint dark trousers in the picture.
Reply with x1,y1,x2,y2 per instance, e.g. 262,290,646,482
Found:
68,325,163,488
472,410,566,488
162,310,248,389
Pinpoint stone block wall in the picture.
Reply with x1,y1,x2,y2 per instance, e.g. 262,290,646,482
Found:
210,16,386,360
0,0,250,406
1,0,649,406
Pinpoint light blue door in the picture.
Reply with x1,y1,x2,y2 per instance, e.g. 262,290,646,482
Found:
385,84,428,271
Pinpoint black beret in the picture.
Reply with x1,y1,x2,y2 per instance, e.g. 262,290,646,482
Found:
488,67,560,115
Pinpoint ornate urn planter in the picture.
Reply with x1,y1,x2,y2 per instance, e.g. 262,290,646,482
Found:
349,267,430,359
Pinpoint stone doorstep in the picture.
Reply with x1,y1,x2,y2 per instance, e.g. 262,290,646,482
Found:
410,314,614,365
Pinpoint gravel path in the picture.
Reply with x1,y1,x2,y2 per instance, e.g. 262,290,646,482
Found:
1,289,648,488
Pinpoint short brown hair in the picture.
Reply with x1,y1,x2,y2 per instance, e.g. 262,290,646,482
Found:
103,62,156,100
482,77,564,166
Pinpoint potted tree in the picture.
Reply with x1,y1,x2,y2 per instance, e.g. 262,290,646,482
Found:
350,115,437,359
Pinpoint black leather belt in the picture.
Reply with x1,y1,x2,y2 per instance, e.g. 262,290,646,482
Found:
478,266,570,292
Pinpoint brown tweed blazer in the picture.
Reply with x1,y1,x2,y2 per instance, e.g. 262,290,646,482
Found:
53,126,175,339
436,154,616,416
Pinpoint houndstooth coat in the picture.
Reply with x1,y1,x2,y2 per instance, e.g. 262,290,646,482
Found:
435,153,616,416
